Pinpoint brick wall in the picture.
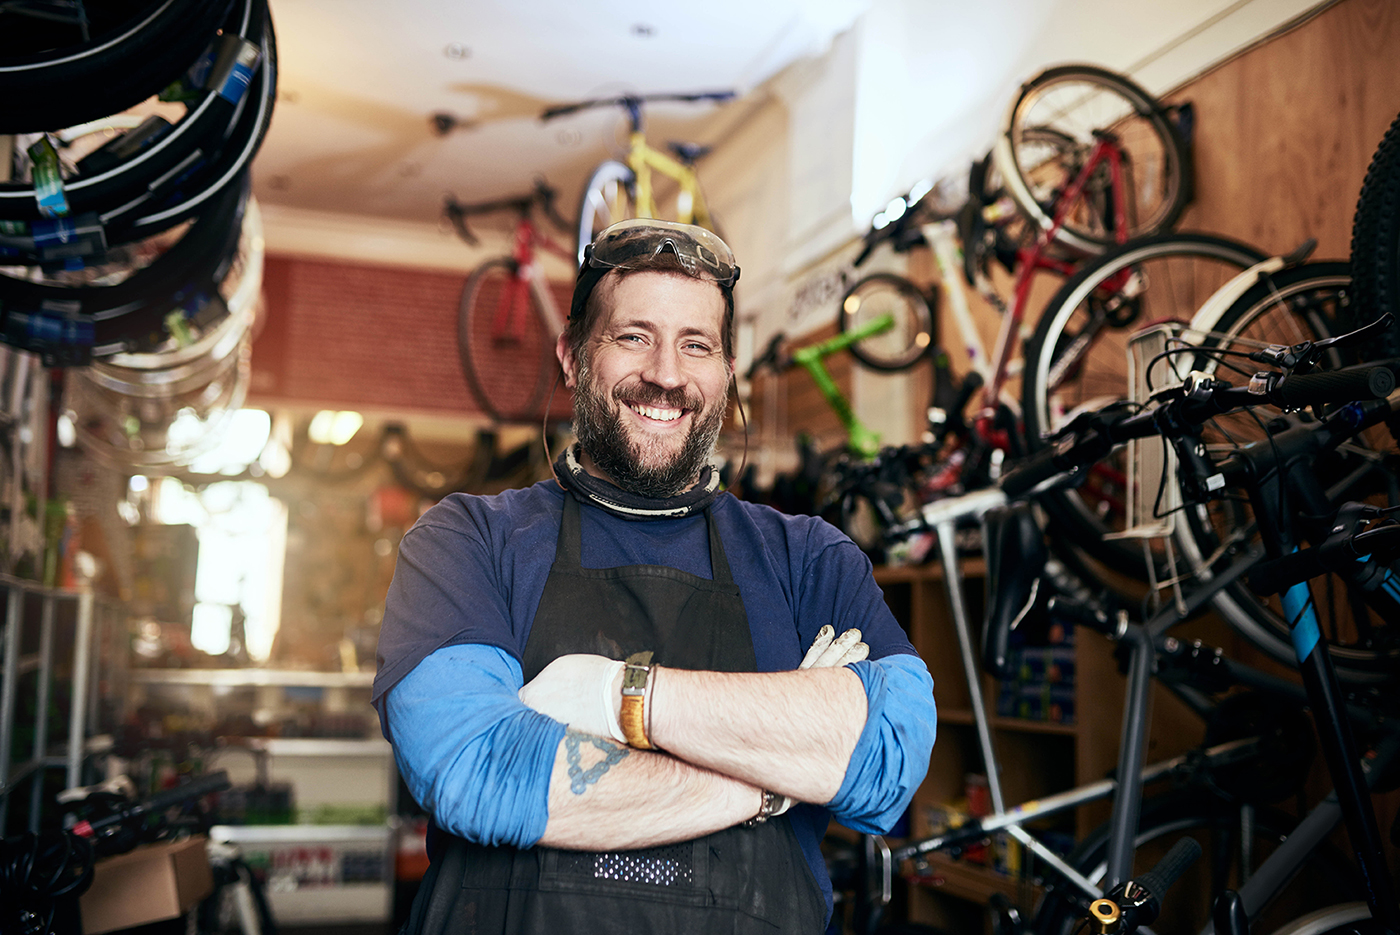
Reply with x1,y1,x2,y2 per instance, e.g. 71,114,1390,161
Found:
250,255,574,418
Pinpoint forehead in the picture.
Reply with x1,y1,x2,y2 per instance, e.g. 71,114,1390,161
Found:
594,270,725,338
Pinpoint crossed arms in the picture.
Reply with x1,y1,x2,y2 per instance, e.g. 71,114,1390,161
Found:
385,645,935,851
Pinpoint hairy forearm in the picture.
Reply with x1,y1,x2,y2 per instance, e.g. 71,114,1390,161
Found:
538,729,763,850
646,666,867,803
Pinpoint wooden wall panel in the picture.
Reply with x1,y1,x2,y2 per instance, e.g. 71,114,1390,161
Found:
1165,0,1400,260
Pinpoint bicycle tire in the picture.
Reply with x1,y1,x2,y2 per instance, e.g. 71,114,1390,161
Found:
838,273,935,371
1022,232,1265,580
1171,262,1400,680
458,258,557,423
1348,111,1400,359
1030,794,1362,935
993,64,1191,256
0,171,247,359
576,159,636,267
0,0,263,225
103,3,277,247
0,0,235,134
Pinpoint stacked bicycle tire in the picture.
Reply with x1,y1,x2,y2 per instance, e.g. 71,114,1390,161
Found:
0,0,276,470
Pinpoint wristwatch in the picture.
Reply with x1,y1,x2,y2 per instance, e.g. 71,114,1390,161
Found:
620,651,655,749
743,790,785,827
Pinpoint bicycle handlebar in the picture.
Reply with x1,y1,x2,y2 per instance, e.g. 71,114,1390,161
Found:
1087,836,1201,935
1249,522,1400,595
745,331,788,381
540,90,736,122
71,770,231,838
444,179,566,245
1000,364,1396,500
1272,365,1395,408
1134,835,1202,903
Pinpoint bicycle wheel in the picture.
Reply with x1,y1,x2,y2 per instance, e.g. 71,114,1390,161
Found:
1171,263,1400,679
1022,233,1265,580
457,258,556,423
1348,111,1400,359
0,0,235,134
994,64,1190,256
576,160,636,267
838,273,935,371
1031,794,1362,935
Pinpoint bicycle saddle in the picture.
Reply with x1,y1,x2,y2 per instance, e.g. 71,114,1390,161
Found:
668,141,712,164
981,502,1047,680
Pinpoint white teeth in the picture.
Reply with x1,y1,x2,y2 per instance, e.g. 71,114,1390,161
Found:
631,404,683,422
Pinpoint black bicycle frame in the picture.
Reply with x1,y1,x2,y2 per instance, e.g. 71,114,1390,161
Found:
1179,417,1400,929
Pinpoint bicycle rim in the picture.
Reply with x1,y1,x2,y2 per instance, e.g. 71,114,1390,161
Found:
1348,111,1400,359
839,273,935,371
1173,263,1400,679
995,64,1190,256
1031,795,1362,935
1022,233,1265,580
458,258,555,423
576,160,636,267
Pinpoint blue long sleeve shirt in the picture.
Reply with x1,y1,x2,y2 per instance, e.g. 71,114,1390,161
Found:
386,643,936,847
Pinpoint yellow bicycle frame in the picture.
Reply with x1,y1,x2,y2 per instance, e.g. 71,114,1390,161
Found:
626,130,713,230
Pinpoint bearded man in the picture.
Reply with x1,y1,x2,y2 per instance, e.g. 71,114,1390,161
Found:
374,219,937,935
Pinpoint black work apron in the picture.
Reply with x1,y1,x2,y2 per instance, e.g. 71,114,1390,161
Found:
407,494,827,935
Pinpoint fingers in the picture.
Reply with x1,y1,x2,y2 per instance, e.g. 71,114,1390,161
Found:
800,625,869,669
799,625,836,668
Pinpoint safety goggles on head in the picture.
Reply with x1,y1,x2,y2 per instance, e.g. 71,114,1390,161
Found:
583,218,740,287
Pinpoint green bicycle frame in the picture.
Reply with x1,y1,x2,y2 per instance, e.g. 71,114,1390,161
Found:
789,313,894,460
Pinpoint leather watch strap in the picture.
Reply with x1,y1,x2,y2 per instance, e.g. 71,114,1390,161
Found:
620,651,654,749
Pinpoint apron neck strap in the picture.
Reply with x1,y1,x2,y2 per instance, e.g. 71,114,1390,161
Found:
555,493,735,587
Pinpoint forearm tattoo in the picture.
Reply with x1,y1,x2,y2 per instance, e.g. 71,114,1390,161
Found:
565,729,630,794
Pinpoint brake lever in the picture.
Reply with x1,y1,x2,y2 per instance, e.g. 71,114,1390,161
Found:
1251,312,1396,371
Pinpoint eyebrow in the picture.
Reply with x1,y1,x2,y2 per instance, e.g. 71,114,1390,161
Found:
607,318,722,343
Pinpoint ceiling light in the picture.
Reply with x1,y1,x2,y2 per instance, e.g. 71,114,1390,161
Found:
187,409,273,475
444,42,470,59
885,197,907,222
56,411,75,447
907,178,934,205
309,410,363,446
308,411,335,445
329,411,364,446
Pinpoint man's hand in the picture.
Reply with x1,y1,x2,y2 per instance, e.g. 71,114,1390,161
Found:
519,654,626,742
799,625,869,669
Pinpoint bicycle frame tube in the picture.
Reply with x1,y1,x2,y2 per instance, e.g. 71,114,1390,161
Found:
627,133,703,225
789,313,894,460
896,737,1261,860
980,139,1129,430
1285,586,1400,928
1194,733,1400,935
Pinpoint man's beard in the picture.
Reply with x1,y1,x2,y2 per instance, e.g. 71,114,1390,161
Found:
572,358,728,499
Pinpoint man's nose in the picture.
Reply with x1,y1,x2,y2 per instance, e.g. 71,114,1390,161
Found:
640,343,684,389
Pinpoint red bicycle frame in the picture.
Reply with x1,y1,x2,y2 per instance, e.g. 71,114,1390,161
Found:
976,136,1132,446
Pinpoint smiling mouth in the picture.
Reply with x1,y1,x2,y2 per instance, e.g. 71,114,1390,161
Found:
627,402,687,423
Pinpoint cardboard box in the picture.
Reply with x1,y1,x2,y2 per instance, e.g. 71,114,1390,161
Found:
80,835,213,935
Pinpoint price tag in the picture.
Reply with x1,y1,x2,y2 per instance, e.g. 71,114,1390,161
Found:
28,136,69,218
208,36,262,104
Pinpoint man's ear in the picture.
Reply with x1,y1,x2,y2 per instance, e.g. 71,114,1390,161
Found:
557,333,578,389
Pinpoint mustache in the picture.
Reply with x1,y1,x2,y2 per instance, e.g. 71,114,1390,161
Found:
612,381,702,412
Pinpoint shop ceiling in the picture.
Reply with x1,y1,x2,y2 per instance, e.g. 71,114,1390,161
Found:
248,0,866,230
247,0,1329,263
